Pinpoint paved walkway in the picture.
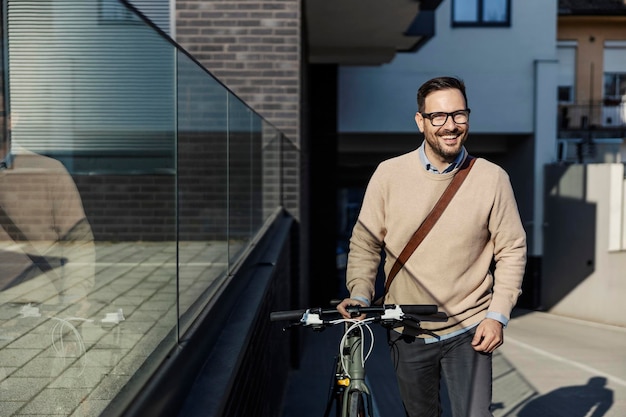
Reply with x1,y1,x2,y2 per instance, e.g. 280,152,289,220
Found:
281,308,626,417
501,309,626,417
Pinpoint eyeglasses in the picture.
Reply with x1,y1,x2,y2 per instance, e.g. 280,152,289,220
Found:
421,109,471,126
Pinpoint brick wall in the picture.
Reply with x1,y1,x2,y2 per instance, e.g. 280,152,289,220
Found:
75,130,271,242
68,0,305,242
175,0,302,219
74,174,176,242
175,0,301,144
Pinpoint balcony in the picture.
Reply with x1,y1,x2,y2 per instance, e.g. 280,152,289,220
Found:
557,101,625,163
0,1,297,416
305,0,441,65
558,101,626,132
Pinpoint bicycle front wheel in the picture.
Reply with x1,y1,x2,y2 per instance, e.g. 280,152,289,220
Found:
347,390,367,417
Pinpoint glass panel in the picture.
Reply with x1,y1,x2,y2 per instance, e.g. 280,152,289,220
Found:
619,74,626,98
0,6,6,156
453,0,478,23
281,134,300,213
176,50,229,330
250,115,264,233
262,123,282,218
604,74,618,100
558,86,573,103
483,0,508,23
228,93,253,265
8,1,175,174
557,45,577,92
2,1,177,415
602,73,626,126
1,0,288,414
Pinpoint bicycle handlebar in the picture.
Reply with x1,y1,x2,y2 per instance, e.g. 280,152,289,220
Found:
270,303,447,325
269,309,311,322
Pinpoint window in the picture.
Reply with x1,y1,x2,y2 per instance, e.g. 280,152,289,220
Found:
602,73,626,126
452,0,510,27
558,86,573,103
603,73,626,103
557,43,576,104
603,43,626,104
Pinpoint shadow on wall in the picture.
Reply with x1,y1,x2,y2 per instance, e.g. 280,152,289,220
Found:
517,376,613,417
541,164,596,310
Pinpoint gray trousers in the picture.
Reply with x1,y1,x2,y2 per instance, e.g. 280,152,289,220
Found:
389,328,493,417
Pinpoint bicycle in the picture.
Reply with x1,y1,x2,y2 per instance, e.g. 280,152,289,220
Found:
270,302,448,417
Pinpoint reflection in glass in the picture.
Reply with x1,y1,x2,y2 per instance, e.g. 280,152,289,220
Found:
261,123,281,218
0,0,289,415
453,0,508,24
228,93,254,264
483,0,507,23
0,147,98,416
453,0,478,22
2,1,177,415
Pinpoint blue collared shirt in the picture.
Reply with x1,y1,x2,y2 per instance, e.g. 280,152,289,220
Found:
418,142,466,174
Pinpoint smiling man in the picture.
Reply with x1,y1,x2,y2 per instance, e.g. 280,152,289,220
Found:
337,76,527,417
415,80,470,172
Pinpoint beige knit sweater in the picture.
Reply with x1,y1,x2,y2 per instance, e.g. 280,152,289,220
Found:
0,150,95,304
346,150,527,336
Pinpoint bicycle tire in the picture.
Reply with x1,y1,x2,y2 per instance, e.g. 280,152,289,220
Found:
347,390,367,417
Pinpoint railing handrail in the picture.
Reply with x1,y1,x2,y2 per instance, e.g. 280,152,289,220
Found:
558,101,626,130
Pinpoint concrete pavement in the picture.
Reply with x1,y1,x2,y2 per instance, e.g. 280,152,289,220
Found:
501,309,626,416
280,308,626,417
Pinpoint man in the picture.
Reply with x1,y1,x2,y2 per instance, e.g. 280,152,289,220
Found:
337,76,527,417
0,112,95,317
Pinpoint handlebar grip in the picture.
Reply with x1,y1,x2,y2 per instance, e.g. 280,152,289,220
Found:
270,309,306,322
399,304,438,315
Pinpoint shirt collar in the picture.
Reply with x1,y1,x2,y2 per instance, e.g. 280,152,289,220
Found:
418,143,466,174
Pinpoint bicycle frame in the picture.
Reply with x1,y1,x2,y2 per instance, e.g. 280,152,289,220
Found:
340,323,374,417
270,303,447,417
323,321,374,417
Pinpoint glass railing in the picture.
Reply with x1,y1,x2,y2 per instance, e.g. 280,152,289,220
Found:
0,1,293,416
558,102,626,130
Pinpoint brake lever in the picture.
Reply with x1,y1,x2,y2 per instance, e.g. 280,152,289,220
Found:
282,322,302,331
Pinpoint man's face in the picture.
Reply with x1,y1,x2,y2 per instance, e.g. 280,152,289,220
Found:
414,88,469,164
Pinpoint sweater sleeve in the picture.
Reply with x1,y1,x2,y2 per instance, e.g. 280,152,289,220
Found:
345,170,386,303
487,169,527,320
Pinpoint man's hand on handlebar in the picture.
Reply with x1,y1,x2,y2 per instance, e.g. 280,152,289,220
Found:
336,298,368,320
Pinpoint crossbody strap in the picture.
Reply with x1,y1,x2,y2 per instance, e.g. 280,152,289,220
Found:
0,204,60,277
383,156,476,295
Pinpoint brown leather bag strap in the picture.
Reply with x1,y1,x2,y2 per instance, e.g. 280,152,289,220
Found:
383,156,476,295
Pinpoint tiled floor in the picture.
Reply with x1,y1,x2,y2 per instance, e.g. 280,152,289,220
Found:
0,241,228,417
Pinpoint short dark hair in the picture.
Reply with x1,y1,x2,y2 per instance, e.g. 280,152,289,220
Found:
417,76,468,113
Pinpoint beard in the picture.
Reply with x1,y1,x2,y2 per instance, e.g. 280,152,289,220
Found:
424,129,468,162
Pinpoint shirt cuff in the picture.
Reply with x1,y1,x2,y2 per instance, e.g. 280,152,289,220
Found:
351,296,371,307
486,311,508,327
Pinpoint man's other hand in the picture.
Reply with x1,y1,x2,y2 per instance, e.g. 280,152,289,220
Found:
471,318,504,353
